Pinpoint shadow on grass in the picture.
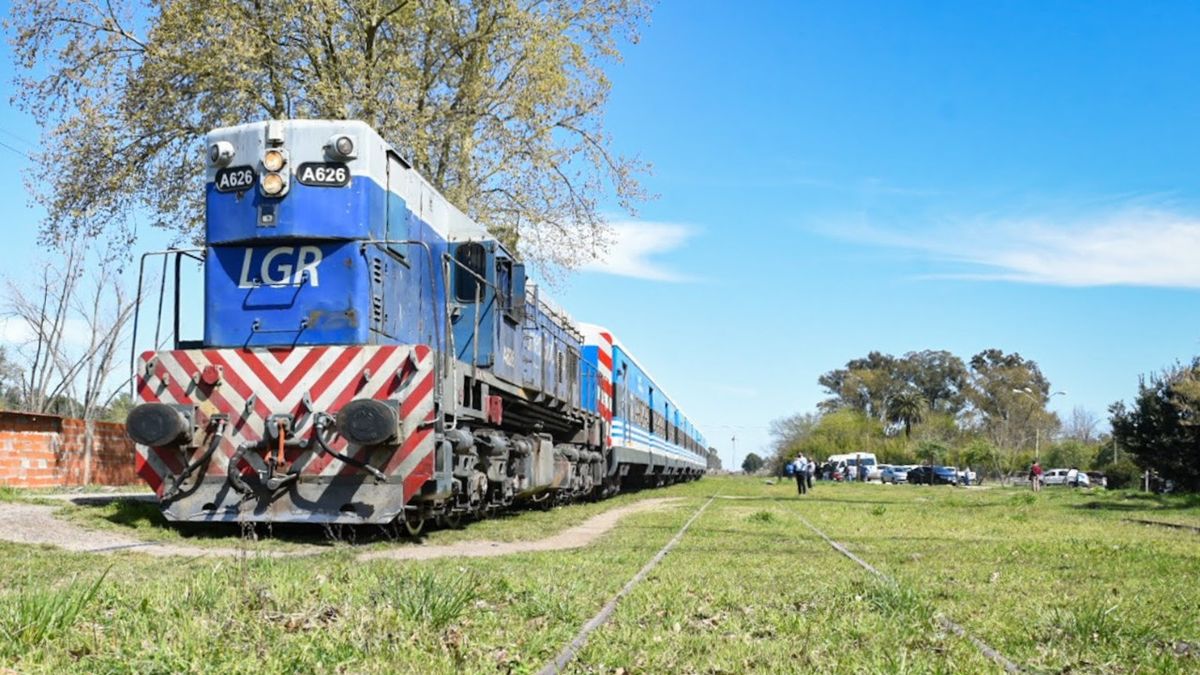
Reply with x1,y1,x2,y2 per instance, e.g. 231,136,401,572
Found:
1075,492,1200,513
713,494,913,507
82,493,672,549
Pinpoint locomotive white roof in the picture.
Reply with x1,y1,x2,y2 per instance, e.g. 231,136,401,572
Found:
207,119,498,245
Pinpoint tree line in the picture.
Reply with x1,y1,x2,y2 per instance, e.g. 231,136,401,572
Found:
770,348,1148,488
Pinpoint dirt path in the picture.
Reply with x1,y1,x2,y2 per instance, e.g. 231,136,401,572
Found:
0,498,680,560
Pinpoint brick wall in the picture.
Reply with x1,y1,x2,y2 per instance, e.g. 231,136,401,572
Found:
0,411,139,488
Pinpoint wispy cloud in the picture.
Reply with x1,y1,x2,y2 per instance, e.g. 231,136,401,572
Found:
583,220,696,282
836,207,1200,288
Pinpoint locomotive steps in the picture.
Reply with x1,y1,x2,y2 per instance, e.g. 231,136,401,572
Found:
0,496,682,560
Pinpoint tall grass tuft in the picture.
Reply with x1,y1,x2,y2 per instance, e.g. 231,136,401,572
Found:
748,510,777,524
1009,492,1037,506
0,567,109,658
385,569,478,631
859,579,931,625
1047,601,1154,645
0,485,19,502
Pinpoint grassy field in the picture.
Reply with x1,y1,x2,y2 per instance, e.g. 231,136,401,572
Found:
1,477,1198,673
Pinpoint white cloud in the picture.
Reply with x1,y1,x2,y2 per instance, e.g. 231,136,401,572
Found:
839,208,1200,288
582,220,696,282
0,316,94,350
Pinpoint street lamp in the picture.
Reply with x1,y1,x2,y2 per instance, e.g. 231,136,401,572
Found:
1012,388,1066,462
731,435,737,474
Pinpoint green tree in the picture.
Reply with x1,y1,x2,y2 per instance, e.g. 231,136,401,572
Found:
966,348,1057,474
914,440,948,484
0,347,23,410
897,350,969,415
8,0,650,272
741,452,765,474
818,352,901,421
886,389,927,439
1111,361,1200,491
1043,439,1098,471
820,350,970,422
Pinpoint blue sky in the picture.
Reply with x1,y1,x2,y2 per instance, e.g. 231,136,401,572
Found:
3,1,1200,469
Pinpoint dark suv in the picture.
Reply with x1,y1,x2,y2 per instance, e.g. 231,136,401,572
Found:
907,465,958,485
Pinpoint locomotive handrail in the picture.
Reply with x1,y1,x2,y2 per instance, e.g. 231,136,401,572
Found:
129,248,205,397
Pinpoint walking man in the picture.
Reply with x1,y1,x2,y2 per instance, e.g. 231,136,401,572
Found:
1030,461,1044,493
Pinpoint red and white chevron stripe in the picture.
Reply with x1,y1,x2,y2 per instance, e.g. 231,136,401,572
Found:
595,331,614,447
133,344,436,502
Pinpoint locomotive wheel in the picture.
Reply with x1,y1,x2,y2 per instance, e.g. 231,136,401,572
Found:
439,512,464,529
401,511,426,538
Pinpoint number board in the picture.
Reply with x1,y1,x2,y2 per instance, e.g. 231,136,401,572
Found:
295,162,351,187
214,166,256,193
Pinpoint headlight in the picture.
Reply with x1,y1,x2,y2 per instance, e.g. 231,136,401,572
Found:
263,149,286,172
208,141,235,166
261,172,285,195
326,134,357,159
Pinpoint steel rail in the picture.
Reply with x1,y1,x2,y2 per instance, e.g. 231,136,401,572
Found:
537,495,716,675
795,512,1026,673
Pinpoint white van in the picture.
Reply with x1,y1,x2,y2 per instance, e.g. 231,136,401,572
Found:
827,453,879,480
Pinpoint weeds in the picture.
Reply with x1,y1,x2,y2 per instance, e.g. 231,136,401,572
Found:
1009,492,1037,506
870,504,887,516
858,578,931,625
383,569,478,631
0,566,109,659
748,510,777,523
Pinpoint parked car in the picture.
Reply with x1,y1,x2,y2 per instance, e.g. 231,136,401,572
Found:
867,463,886,482
828,453,878,481
1044,469,1090,487
907,465,958,485
881,465,911,484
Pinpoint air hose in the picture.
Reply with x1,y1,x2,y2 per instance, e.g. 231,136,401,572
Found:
312,412,388,482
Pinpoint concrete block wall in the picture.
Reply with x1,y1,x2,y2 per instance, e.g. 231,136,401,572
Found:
0,411,139,488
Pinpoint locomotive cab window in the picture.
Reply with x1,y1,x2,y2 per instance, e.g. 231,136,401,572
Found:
497,259,512,312
454,242,487,302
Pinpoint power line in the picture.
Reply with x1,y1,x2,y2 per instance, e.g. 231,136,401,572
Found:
0,127,34,148
0,140,33,161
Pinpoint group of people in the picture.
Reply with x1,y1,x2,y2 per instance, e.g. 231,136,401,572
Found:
787,454,817,495
1028,461,1086,491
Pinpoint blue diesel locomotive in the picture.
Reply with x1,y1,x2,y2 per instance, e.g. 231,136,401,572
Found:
125,119,708,531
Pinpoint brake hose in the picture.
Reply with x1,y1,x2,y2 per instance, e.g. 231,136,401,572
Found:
312,412,388,482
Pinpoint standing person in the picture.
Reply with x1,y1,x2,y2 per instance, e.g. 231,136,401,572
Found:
792,455,808,495
1066,466,1079,488
806,457,816,490
1030,461,1044,492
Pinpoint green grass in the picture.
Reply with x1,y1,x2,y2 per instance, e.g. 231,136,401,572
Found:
0,567,109,660
0,477,1197,672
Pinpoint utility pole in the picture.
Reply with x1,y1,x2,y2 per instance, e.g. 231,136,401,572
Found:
1012,388,1066,462
731,435,737,474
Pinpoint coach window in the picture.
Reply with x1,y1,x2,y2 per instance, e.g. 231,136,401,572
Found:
454,242,486,302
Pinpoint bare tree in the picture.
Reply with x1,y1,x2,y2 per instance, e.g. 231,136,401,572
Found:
1063,406,1100,444
4,243,137,484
